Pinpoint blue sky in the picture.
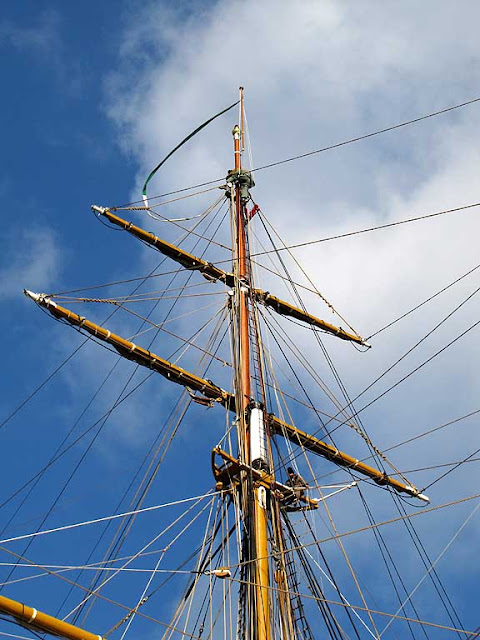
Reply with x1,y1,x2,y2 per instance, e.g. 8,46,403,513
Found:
1,1,480,638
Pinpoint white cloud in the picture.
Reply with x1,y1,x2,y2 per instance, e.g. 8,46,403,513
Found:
91,2,480,628
104,0,480,444
0,226,62,299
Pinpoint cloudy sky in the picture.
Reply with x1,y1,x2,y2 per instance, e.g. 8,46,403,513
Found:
1,1,480,637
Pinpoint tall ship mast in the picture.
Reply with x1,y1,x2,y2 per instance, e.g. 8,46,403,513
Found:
1,88,476,640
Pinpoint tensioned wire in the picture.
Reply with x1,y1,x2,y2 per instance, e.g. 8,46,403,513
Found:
423,441,480,492
256,206,359,335
0,301,229,517
255,207,395,474
311,406,480,485
322,278,480,442
0,562,247,581
23,195,480,355
180,492,480,589
367,260,480,340
0,540,225,585
275,281,480,473
251,217,480,348
0,548,205,640
254,201,458,629
179,494,219,637
89,198,480,284
4,94,480,632
72,392,195,626
208,198,480,277
111,94,480,210
80,299,231,367
260,307,401,479
68,390,195,625
0,491,218,545
0,255,175,588
77,310,234,624
0,342,86,432
1,197,228,593
0,619,44,640
140,200,231,251
0,631,39,640
0,371,156,511
63,495,215,621
389,489,464,635
0,189,227,439
53,301,227,363
107,496,218,639
254,214,384,636
380,501,480,637
114,184,221,212
0,193,225,431
263,377,480,455
161,499,222,638
260,314,410,504
227,575,473,636
57,292,224,303
143,189,224,223
352,489,421,640
72,202,231,625
251,202,478,417
263,288,475,629
254,224,466,629
108,504,233,636
47,267,196,297
248,200,480,258
390,456,480,477
2,198,229,612
53,279,223,301
12,241,476,624
44,207,480,306
284,512,365,639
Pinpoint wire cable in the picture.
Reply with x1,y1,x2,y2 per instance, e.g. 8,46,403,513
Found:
113,95,480,210
249,201,480,258
253,95,480,173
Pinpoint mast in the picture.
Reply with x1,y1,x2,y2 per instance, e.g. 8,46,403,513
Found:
231,87,271,640
16,88,438,640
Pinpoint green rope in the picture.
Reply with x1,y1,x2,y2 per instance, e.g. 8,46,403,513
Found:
142,99,239,204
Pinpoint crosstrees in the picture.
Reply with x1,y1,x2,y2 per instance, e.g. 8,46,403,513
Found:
92,206,368,345
24,290,428,502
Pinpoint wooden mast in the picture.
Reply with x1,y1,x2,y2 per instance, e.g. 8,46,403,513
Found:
232,87,272,640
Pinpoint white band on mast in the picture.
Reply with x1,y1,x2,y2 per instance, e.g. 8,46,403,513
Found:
250,405,267,470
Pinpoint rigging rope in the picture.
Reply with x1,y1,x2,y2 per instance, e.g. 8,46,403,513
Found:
281,285,480,474
380,501,480,637
367,261,480,340
249,201,480,258
254,95,480,173
112,95,480,210
0,546,205,640
0,492,220,546
228,575,474,636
